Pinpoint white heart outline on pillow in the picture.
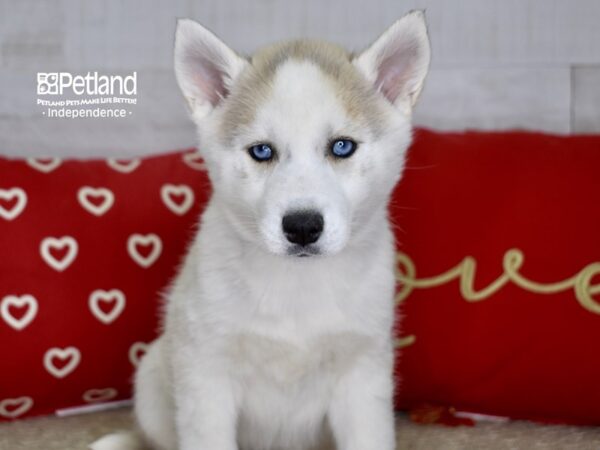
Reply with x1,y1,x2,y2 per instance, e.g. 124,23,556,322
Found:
127,234,162,268
0,294,38,331
77,187,115,216
182,152,206,170
43,346,81,379
106,158,141,173
89,289,126,325
0,188,27,221
40,236,78,272
160,184,194,216
0,396,33,419
82,388,118,403
128,342,149,367
26,157,62,173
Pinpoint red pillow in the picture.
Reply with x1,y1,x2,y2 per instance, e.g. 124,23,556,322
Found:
3,129,599,426
392,129,600,425
0,151,209,420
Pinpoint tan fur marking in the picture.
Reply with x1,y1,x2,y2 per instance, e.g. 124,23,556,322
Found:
220,40,385,144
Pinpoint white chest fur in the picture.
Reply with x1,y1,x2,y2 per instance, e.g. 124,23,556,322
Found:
162,205,397,450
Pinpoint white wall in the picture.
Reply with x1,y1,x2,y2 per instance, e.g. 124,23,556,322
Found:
0,0,599,157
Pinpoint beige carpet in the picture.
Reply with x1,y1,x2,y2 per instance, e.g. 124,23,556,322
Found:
1,407,599,450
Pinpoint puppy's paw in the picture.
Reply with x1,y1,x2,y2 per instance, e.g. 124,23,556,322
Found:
89,431,145,450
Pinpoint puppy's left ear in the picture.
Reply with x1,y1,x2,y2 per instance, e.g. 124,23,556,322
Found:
353,11,431,114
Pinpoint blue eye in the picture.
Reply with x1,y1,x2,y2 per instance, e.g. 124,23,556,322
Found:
330,139,357,158
248,143,274,162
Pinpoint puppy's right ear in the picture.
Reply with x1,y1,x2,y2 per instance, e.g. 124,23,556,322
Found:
174,19,248,119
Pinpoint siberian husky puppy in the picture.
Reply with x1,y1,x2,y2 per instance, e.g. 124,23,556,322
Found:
91,10,430,450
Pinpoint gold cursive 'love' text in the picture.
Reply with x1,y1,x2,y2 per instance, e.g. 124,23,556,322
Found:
394,248,600,349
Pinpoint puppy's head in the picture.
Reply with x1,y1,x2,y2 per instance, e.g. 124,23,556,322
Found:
175,12,430,257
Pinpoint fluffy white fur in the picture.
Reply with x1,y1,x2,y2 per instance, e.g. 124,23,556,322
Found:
91,11,430,450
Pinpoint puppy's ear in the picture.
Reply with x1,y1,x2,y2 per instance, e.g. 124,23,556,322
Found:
174,19,248,119
353,11,431,114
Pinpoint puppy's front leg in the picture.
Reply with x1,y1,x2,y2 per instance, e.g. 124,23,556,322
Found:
174,363,238,450
328,353,396,450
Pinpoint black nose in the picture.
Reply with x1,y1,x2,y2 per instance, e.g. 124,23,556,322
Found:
282,210,324,246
